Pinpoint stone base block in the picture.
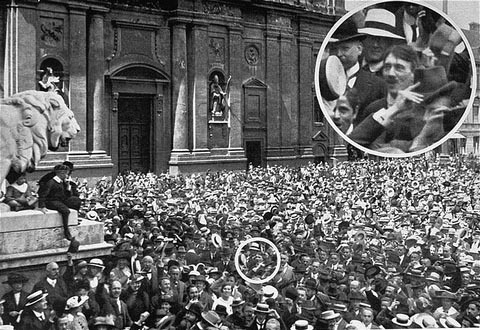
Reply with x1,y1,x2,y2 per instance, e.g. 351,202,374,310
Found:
169,152,247,175
0,210,106,254
0,210,113,297
0,209,78,232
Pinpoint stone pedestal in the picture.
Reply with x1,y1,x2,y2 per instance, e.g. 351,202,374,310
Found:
0,209,112,297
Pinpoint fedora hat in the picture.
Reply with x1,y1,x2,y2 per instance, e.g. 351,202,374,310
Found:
253,303,271,313
65,295,89,310
364,265,382,279
320,310,340,320
25,290,48,307
392,314,412,327
358,8,405,40
439,316,461,328
201,311,222,328
330,18,365,44
291,320,313,330
3,273,29,285
414,66,458,104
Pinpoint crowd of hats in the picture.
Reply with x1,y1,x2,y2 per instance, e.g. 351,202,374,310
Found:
9,155,478,329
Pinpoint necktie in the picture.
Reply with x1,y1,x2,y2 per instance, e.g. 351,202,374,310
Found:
411,24,417,42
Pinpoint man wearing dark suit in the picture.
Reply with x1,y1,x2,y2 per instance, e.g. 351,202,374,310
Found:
1,273,29,326
271,253,296,291
329,18,387,126
349,44,427,153
108,280,132,330
33,262,69,308
17,290,52,330
199,243,221,267
38,164,81,240
214,248,236,274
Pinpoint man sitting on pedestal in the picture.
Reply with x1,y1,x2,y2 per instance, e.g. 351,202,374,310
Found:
38,164,81,240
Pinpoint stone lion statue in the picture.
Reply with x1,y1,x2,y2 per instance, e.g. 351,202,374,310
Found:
0,91,80,188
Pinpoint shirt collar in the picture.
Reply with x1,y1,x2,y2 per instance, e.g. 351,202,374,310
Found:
345,62,360,79
33,310,45,318
346,124,354,136
53,176,62,183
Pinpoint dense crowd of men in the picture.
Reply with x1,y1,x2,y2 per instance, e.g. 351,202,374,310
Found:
321,2,472,154
1,154,480,330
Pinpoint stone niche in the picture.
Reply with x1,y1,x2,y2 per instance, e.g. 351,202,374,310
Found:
0,210,112,297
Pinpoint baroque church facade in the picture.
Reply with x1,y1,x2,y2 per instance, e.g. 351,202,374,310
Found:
1,0,345,177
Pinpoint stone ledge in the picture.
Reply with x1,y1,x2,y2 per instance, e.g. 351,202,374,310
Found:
0,242,113,270
0,209,78,232
0,219,105,254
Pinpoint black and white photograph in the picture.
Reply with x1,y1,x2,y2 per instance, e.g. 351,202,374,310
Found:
0,0,479,330
316,0,477,157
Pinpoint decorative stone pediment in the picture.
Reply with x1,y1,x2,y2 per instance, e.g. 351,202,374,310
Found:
312,130,328,141
243,77,267,89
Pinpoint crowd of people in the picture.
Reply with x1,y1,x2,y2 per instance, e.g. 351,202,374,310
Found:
320,2,472,154
1,154,480,330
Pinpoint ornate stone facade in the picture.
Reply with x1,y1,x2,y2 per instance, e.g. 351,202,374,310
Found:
0,0,345,176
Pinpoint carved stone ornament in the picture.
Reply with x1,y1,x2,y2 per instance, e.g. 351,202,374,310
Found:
245,45,259,65
202,1,234,16
40,18,64,47
209,38,225,63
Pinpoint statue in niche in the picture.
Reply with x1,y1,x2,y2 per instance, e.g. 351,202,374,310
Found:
211,75,226,118
38,67,68,105
210,75,231,120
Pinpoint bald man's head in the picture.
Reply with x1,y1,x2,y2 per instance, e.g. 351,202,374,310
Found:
46,262,59,279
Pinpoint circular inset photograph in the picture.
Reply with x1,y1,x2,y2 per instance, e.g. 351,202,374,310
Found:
314,0,477,157
234,237,281,284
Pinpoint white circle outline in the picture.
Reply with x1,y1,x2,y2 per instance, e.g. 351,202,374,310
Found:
234,237,281,285
313,0,478,159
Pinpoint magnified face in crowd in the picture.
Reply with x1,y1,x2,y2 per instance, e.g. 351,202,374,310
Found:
383,53,415,97
332,94,358,134
363,36,391,64
334,40,363,70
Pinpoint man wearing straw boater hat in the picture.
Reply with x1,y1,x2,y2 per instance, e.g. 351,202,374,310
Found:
329,18,387,126
17,290,51,330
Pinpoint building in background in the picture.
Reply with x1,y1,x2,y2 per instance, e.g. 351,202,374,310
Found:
0,0,346,179
454,23,480,156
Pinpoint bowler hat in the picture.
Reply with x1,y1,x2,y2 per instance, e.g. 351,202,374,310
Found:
330,18,365,43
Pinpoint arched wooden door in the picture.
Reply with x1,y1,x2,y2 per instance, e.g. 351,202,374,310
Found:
118,94,153,173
